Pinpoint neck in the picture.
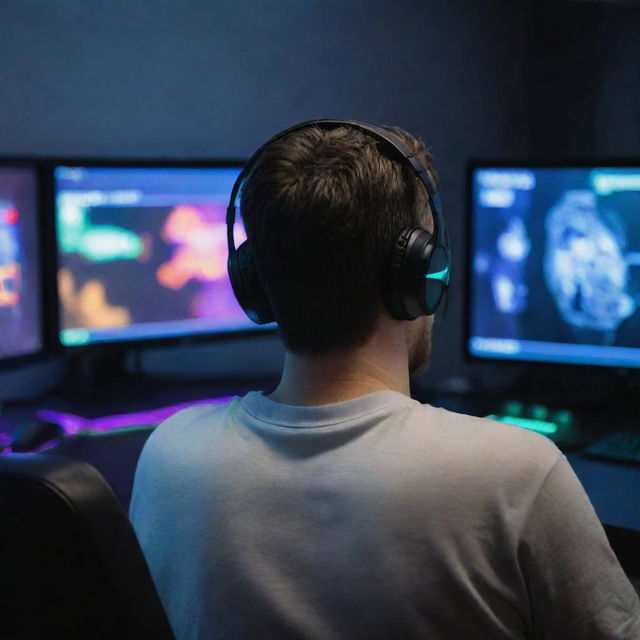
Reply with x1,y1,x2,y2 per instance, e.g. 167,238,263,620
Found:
269,317,413,406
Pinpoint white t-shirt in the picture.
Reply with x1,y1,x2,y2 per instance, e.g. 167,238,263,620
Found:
130,390,640,639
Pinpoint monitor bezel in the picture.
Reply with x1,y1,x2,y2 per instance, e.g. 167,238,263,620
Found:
44,158,277,353
464,159,640,373
0,157,48,368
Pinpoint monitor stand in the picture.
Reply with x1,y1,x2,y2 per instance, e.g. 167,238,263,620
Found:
505,366,631,411
62,349,142,397
49,347,275,421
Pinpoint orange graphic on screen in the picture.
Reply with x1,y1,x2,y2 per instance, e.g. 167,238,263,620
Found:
156,205,243,290
59,268,132,328
0,262,21,307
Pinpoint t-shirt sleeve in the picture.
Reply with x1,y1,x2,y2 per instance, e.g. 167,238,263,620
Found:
519,453,640,639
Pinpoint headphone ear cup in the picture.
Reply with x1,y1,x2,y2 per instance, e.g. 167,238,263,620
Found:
228,242,275,324
383,227,418,320
384,226,445,320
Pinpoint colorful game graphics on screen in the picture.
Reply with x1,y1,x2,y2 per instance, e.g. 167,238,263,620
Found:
55,166,269,347
468,166,640,368
0,166,42,359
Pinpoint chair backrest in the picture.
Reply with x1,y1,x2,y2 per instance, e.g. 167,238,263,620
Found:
0,452,175,640
51,426,156,512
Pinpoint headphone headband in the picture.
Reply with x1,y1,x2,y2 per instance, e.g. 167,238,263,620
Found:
226,119,451,324
226,119,447,258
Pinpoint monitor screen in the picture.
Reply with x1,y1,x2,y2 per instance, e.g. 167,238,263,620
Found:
0,165,42,360
468,165,640,368
54,164,267,347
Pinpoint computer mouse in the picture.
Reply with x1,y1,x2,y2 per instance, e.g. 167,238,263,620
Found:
11,420,64,453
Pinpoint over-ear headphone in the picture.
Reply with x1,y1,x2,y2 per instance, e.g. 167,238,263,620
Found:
226,119,451,324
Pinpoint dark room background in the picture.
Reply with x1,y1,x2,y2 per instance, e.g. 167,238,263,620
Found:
0,0,638,398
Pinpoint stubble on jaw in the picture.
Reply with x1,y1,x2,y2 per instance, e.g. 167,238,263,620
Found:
408,316,433,376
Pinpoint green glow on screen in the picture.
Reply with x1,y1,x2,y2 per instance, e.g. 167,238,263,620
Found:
592,172,640,196
58,203,144,262
61,328,91,346
80,227,144,262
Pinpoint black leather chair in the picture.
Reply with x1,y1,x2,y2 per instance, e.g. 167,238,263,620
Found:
0,452,175,640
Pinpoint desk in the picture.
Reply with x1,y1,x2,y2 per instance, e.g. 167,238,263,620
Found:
5,390,640,590
419,390,640,533
567,454,640,531
4,385,640,532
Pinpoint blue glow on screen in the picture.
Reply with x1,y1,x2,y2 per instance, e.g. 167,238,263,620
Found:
469,166,640,369
55,165,274,346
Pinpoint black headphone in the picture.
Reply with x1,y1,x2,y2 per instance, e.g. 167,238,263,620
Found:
226,119,451,324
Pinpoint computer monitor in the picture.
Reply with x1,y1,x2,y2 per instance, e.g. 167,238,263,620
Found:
467,163,640,369
0,162,43,361
53,162,271,348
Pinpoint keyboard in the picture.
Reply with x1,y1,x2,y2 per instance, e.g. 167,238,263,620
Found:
487,414,562,436
486,400,581,447
584,432,640,466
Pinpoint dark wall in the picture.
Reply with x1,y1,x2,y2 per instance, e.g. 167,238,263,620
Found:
0,0,530,390
0,1,528,159
528,1,640,159
595,7,640,157
1,1,637,398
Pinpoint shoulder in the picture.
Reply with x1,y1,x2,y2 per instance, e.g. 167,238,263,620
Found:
139,398,239,463
402,401,562,491
405,400,559,452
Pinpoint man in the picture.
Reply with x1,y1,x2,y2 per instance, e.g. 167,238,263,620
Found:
130,120,640,639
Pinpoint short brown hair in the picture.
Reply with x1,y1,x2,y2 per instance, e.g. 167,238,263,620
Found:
240,123,436,354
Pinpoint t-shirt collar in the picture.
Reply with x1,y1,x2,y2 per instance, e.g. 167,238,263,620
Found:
239,389,413,428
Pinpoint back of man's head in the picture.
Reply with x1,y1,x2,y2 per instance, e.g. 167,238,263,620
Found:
240,123,437,355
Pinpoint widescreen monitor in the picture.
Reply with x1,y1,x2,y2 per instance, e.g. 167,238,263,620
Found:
467,163,640,369
0,163,43,360
54,163,271,347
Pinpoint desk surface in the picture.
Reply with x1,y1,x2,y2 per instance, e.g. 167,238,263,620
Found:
567,454,640,531
3,383,640,533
